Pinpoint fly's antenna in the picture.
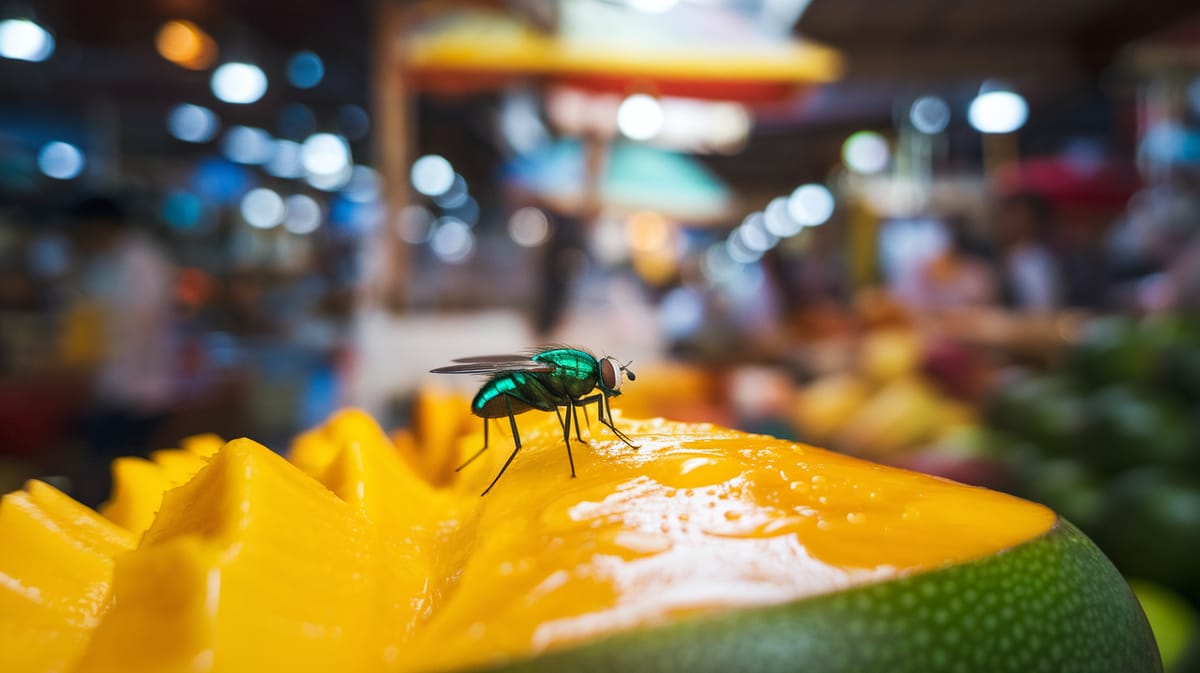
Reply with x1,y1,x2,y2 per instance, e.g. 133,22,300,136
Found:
621,360,636,381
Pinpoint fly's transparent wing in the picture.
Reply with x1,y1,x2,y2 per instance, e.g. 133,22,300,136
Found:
430,355,553,375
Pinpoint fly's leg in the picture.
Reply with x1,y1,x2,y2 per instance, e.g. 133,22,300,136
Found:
576,394,639,449
456,418,490,472
482,396,523,496
572,400,587,444
601,394,639,449
553,403,578,478
577,393,604,422
557,402,587,444
562,402,578,478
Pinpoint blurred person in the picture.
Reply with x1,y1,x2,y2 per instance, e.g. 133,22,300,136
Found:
994,194,1063,313
534,212,588,337
1108,179,1200,312
1055,216,1110,310
70,197,177,471
914,217,999,311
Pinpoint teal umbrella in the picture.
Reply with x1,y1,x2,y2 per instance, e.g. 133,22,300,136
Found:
504,139,732,222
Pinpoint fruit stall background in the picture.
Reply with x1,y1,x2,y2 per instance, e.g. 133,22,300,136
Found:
2,0,1200,670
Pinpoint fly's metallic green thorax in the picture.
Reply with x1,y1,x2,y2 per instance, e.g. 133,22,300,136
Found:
431,346,638,495
532,348,606,398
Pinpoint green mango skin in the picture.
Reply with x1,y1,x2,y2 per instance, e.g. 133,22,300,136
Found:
478,521,1160,673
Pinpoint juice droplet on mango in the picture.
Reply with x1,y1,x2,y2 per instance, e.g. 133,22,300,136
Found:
646,455,743,490
599,530,673,559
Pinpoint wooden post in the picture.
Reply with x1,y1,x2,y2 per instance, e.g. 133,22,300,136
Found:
367,0,413,311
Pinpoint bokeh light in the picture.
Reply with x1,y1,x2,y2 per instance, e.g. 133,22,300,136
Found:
162,191,204,231
155,20,217,70
910,96,951,134
968,89,1028,134
305,164,353,191
433,175,469,209
444,195,479,227
37,141,84,180
763,196,802,237
706,102,753,150
283,194,322,234
658,285,704,338
278,103,317,140
337,104,370,141
334,199,384,233
193,157,251,204
629,0,680,13
591,216,629,264
787,183,835,227
343,165,381,203
221,126,275,165
430,217,474,263
617,94,664,141
240,188,285,229
736,212,777,252
626,211,671,253
410,154,455,197
725,232,762,264
842,131,890,174
301,133,351,176
0,19,54,62
211,62,268,104
168,104,219,143
266,140,303,178
725,260,766,299
396,205,434,244
508,207,551,247
500,93,549,156
703,243,739,284
27,234,69,278
286,51,324,89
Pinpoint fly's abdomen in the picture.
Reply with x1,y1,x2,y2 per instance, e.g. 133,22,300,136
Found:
472,372,557,418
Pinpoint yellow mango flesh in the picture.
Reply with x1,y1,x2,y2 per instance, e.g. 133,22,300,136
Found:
0,480,135,673
101,435,222,536
0,412,1054,673
76,438,388,673
406,415,1054,672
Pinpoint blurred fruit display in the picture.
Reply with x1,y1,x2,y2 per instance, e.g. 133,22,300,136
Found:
985,313,1200,638
787,310,1200,669
790,325,1004,489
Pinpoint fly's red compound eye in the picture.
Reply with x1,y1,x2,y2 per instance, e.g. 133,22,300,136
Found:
600,357,619,391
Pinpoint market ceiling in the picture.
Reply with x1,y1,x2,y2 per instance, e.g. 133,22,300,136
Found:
798,0,1199,81
14,0,1199,99
4,0,1198,176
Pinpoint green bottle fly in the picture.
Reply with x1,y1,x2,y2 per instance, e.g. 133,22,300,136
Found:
431,347,638,495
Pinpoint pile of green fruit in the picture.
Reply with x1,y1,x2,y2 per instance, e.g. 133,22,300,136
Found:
986,312,1200,669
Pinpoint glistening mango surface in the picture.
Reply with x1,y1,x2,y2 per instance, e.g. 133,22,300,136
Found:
0,409,1159,673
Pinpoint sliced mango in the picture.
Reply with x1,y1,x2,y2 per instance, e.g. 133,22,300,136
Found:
0,481,134,673
400,414,1058,671
101,434,223,535
294,408,466,644
76,438,386,673
409,387,477,486
0,410,1159,673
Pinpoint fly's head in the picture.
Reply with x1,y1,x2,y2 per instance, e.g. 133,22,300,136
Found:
598,357,636,396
